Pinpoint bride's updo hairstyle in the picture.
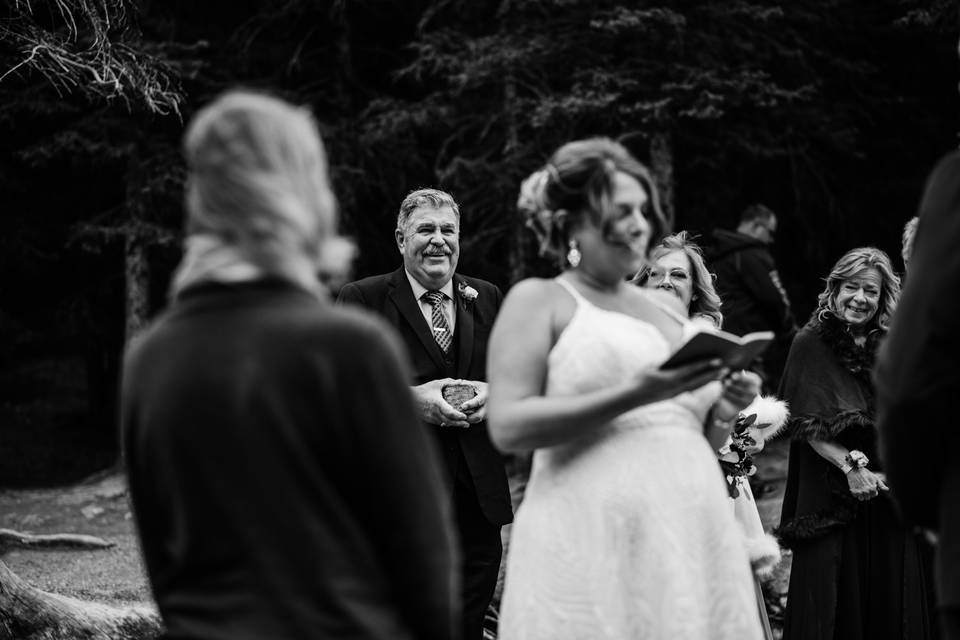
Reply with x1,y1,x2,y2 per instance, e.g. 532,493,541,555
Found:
518,137,670,265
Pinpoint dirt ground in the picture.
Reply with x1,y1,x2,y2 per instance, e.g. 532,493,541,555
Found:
0,438,793,632
0,473,151,606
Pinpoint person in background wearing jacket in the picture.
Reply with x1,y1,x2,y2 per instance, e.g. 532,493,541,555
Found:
708,204,796,392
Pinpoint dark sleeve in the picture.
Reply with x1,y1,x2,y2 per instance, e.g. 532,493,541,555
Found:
339,318,460,640
335,282,367,307
493,284,505,312
876,152,960,528
119,336,164,582
739,249,794,333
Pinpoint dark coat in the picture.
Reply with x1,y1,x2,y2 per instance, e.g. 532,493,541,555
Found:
778,314,934,639
876,151,960,607
122,280,459,640
708,228,794,337
337,268,513,527
776,314,883,546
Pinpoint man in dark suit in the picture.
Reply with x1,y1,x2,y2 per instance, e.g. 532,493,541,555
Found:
876,151,960,639
338,188,513,640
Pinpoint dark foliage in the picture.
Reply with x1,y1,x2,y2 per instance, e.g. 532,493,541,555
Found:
0,0,956,484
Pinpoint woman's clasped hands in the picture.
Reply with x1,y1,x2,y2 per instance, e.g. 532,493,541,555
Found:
847,468,890,501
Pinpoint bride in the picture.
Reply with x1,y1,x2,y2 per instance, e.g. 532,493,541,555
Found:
488,138,763,639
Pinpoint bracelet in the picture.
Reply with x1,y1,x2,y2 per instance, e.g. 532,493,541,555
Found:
841,450,869,474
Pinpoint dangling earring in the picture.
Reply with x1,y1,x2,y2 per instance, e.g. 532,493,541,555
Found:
567,239,581,268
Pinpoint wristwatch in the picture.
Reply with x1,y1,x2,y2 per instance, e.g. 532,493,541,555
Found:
840,449,869,474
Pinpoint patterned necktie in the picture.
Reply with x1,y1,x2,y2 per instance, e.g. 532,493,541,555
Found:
423,290,452,353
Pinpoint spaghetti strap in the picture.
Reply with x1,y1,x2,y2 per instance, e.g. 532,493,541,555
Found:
554,277,587,306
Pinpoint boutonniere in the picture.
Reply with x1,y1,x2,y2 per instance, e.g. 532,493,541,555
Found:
458,282,479,307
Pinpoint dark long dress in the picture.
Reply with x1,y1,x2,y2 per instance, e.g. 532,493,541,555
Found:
776,314,935,640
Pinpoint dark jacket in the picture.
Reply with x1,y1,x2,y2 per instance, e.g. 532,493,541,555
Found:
876,151,960,607
708,228,794,337
338,268,513,527
123,280,459,640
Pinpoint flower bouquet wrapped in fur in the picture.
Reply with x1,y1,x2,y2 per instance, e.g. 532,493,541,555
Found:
717,395,789,578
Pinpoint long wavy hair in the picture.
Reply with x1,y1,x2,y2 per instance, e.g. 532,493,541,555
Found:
633,231,723,327
517,137,669,267
815,246,900,333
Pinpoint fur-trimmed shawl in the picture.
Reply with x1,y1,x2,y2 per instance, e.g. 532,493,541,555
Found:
784,313,882,442
776,314,886,546
809,311,882,385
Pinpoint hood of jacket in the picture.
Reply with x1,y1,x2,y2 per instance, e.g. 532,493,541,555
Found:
708,228,767,260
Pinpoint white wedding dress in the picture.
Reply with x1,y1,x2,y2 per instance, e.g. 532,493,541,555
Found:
498,279,762,640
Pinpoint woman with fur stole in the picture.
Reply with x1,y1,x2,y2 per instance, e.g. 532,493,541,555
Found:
777,247,934,639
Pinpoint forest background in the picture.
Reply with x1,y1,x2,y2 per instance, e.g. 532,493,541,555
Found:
1,0,957,487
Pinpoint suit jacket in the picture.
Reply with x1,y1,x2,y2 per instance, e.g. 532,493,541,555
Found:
338,267,513,526
876,151,960,607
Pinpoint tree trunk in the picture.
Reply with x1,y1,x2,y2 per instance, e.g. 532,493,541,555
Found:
124,231,149,345
0,530,160,640
124,137,150,346
504,74,528,286
649,130,675,226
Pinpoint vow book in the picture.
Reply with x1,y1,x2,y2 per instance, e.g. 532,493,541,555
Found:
660,329,774,370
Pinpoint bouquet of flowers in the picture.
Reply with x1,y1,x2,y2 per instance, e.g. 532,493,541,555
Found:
718,396,789,496
717,395,789,577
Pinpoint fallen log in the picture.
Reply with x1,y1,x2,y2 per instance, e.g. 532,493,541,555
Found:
0,530,161,640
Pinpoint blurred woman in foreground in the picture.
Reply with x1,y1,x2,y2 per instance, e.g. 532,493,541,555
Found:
122,91,458,640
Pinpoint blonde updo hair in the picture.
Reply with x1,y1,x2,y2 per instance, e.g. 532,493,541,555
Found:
518,137,669,265
182,90,339,280
815,246,901,333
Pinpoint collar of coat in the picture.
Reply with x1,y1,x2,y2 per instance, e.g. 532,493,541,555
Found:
808,312,883,384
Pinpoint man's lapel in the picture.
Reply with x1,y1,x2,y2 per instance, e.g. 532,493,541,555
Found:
453,275,474,377
387,268,448,371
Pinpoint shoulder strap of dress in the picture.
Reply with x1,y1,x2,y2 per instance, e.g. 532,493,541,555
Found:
553,277,586,307
642,290,690,326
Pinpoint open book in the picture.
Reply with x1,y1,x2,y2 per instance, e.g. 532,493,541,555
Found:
660,329,774,371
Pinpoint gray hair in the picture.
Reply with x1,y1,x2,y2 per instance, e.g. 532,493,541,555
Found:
396,188,460,232
901,216,919,266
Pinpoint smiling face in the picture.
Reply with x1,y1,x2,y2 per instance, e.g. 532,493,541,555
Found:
834,266,882,330
396,205,460,289
575,171,652,280
645,249,694,311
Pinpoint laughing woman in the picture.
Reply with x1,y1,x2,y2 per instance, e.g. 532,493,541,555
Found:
777,247,934,639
